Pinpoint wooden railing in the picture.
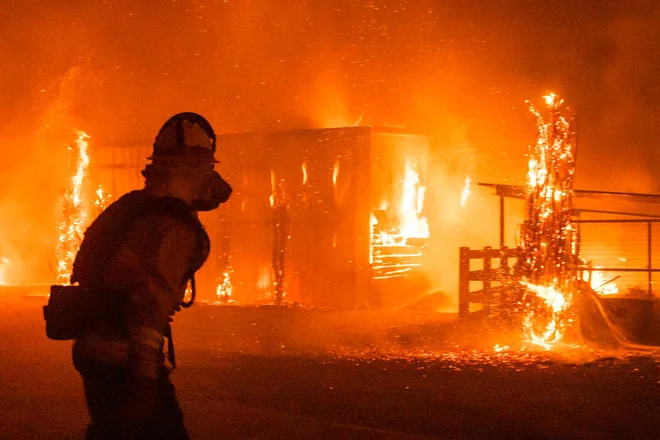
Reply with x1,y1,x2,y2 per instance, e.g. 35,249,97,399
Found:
458,246,518,318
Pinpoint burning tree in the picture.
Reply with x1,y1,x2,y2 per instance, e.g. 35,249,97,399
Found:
55,131,91,284
55,131,111,285
518,94,579,349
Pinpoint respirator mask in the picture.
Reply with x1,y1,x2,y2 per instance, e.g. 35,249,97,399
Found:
192,170,232,211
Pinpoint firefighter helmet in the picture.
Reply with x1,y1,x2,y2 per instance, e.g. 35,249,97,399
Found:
150,112,218,163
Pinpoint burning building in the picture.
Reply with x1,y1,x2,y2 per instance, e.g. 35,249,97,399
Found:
93,126,434,309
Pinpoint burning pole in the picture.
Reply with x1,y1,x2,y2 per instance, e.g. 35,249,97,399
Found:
519,94,579,349
55,132,111,285
270,171,291,305
56,131,91,285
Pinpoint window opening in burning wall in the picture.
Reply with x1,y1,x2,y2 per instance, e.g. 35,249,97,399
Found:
370,159,429,281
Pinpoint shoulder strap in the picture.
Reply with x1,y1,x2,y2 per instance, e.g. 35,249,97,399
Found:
72,192,211,304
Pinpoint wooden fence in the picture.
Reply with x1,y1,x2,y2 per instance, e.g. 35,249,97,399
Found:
458,246,518,318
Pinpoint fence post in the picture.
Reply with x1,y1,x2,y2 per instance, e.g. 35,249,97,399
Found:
499,246,509,308
483,246,492,314
648,221,653,297
459,247,470,317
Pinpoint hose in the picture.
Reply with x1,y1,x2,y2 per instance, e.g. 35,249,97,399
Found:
585,291,660,353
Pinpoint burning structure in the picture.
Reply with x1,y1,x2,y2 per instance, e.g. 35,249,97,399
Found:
460,95,660,351
517,94,579,348
92,126,433,309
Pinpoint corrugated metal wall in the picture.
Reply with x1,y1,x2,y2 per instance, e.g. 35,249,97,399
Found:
579,221,660,297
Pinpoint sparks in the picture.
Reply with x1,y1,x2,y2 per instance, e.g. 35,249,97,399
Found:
519,95,578,349
543,93,557,107
216,269,233,301
56,131,92,285
94,185,111,214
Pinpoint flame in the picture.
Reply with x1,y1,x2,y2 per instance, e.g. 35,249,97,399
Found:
460,176,471,208
543,93,556,106
216,269,233,301
519,94,578,349
332,159,339,187
56,131,91,285
522,282,568,313
94,185,111,214
399,163,429,239
302,162,308,186
269,169,276,208
183,281,193,301
493,344,509,353
589,268,619,295
370,160,429,280
522,282,571,350
0,257,9,285
369,214,378,265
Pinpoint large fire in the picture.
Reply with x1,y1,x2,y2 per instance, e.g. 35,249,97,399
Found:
56,131,91,285
371,160,429,280
519,94,579,349
55,131,111,285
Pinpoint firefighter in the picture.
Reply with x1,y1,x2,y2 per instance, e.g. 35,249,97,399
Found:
70,112,232,439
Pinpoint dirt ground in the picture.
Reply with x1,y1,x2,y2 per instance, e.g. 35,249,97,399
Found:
0,292,659,440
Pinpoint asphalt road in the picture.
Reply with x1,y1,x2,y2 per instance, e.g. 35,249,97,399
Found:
0,297,658,440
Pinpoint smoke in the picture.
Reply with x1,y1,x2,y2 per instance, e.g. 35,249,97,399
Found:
1,0,659,283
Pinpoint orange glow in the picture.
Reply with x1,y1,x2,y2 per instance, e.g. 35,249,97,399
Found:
93,185,111,214
370,160,429,280
216,269,233,300
399,163,429,239
0,256,9,285
56,131,91,285
543,93,560,107
589,268,619,295
332,159,339,187
522,282,570,349
520,94,578,350
301,162,308,186
257,265,272,292
460,176,471,208
493,344,509,353
269,169,276,208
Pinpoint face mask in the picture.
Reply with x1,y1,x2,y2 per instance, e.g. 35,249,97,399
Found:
192,171,232,211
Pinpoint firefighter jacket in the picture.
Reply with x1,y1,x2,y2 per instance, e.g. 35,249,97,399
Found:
71,190,210,380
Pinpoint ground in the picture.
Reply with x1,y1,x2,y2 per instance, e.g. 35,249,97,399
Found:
0,290,659,440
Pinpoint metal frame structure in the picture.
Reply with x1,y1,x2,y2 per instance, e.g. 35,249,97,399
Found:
458,183,660,317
